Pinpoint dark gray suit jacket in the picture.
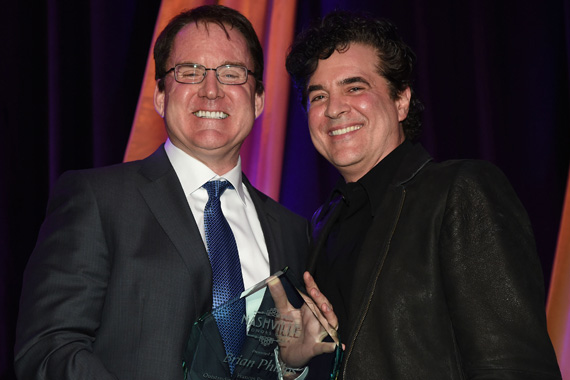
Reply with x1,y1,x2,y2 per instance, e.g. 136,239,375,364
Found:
15,146,308,380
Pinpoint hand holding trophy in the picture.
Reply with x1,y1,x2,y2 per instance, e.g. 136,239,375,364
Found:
267,271,340,375
183,268,342,380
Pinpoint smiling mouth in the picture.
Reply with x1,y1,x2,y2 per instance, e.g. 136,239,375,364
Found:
193,110,229,119
329,125,362,136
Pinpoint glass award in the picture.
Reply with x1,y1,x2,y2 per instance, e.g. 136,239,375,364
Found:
183,267,342,380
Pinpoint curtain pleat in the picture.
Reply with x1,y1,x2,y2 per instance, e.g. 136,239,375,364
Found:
547,169,570,378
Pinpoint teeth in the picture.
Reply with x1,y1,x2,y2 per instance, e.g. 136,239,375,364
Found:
193,110,229,119
330,125,362,136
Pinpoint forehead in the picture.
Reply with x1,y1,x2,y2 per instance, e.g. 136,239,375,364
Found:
170,22,252,66
309,43,380,86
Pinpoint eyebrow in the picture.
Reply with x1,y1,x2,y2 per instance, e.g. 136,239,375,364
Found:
221,60,247,67
307,84,324,94
340,76,370,86
176,60,247,68
307,76,371,94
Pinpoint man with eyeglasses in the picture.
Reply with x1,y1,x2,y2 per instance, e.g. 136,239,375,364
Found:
15,5,334,380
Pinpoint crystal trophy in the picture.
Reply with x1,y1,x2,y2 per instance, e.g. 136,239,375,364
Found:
183,267,342,380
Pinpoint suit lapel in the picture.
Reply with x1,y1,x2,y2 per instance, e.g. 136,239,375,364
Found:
137,147,211,280
243,177,287,274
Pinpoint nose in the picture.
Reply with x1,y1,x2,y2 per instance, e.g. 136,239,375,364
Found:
324,95,349,119
197,70,224,99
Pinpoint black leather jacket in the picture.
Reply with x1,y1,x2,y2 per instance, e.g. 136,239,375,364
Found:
309,144,561,380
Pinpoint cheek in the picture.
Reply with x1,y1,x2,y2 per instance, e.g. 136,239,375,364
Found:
164,89,186,113
351,93,380,113
307,124,327,154
307,118,322,143
230,84,256,105
307,124,319,141
307,108,323,132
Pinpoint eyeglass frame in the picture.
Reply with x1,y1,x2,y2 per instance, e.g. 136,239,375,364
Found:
163,63,255,85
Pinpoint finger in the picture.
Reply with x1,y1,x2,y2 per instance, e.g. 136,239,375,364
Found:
321,302,339,332
303,271,318,293
267,276,290,311
304,272,338,328
298,295,340,345
304,272,330,309
313,341,338,356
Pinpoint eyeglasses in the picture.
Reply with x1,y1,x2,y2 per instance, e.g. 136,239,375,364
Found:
164,63,255,85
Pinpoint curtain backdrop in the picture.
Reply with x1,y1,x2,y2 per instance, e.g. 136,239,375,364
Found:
547,168,570,379
1,1,569,379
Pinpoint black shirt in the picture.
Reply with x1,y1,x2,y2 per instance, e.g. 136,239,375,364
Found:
314,140,413,343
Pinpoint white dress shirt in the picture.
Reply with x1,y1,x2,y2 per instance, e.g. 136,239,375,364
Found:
165,140,308,378
164,138,270,290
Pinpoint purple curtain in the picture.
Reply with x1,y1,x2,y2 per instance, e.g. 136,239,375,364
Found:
1,0,569,378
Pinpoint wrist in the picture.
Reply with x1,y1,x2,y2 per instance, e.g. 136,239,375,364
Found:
273,347,307,380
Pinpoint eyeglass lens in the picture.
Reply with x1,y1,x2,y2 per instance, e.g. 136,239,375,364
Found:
175,64,248,84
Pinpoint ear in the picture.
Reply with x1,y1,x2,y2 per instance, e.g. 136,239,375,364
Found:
154,81,165,118
396,87,411,122
254,91,265,119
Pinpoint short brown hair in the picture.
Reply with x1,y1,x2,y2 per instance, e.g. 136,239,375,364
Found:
154,5,264,95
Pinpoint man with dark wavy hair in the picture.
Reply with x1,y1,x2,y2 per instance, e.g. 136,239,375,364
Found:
287,10,561,380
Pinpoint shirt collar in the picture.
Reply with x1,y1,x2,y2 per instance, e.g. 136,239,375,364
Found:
333,140,412,216
164,139,246,205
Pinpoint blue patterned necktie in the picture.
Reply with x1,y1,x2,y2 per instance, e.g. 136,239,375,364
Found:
202,180,246,374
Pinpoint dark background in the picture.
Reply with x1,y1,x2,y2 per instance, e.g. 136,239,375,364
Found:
1,1,569,378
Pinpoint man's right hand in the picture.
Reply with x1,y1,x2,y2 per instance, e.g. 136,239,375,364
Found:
266,271,342,369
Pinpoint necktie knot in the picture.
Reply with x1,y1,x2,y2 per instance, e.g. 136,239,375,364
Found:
203,180,233,200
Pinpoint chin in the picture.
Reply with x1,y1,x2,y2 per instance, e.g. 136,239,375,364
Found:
330,153,362,168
